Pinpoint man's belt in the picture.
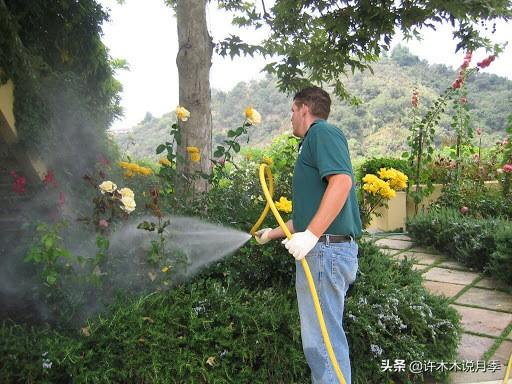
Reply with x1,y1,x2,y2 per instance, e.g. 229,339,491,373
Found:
318,234,352,243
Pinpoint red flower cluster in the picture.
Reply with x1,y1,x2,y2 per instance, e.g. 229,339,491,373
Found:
411,88,419,108
43,170,59,188
10,170,26,194
477,55,495,69
452,51,472,89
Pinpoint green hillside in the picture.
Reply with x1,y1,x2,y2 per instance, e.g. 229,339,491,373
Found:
112,46,511,162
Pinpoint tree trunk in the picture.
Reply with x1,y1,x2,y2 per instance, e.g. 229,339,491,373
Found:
176,0,213,196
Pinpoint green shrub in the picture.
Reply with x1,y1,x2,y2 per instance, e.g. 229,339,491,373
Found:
435,182,512,220
1,241,460,384
488,225,512,285
407,208,511,282
1,281,308,384
347,241,460,384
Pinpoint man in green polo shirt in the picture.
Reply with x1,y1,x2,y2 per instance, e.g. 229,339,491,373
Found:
255,86,362,383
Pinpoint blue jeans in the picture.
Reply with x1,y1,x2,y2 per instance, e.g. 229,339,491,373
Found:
295,238,359,384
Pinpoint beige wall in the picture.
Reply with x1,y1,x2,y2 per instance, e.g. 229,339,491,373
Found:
0,80,17,144
368,191,407,232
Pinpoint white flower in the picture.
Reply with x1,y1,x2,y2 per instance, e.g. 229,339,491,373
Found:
370,344,383,357
120,196,136,213
118,187,134,198
99,180,117,194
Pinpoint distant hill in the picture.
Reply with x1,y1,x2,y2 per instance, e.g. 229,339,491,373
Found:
111,45,512,162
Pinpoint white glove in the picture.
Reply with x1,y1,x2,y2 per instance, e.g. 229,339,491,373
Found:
254,228,272,245
282,229,319,260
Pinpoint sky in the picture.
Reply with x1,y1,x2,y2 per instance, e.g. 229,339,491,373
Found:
99,0,512,131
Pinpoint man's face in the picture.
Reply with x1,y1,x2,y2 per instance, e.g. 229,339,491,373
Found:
291,101,306,137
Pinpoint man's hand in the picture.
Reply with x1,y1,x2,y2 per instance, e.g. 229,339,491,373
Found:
282,229,319,260
254,228,272,245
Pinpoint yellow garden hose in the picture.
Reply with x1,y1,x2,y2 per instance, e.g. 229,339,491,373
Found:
250,163,346,384
504,351,511,383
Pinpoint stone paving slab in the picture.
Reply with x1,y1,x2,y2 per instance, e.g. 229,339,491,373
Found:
451,304,512,337
424,281,465,298
374,239,512,384
423,267,481,286
474,277,510,291
407,246,439,254
374,238,414,250
438,260,470,271
455,288,512,313
491,340,512,365
412,264,428,271
394,251,441,265
379,248,401,256
449,370,509,383
457,333,496,361
384,234,412,241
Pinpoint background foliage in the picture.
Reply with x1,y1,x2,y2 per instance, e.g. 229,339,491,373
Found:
113,46,512,163
0,0,122,150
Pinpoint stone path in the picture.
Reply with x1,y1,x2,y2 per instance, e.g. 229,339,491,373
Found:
371,233,512,384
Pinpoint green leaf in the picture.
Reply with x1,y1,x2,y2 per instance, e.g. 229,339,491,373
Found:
233,142,241,153
156,144,166,154
43,235,54,250
401,152,409,159
46,273,57,286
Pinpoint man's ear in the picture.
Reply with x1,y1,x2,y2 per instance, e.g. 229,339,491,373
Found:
301,103,310,117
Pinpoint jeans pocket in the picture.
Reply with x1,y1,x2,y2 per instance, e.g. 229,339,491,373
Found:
330,243,359,288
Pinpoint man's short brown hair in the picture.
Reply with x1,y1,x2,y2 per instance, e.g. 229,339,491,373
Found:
293,86,331,119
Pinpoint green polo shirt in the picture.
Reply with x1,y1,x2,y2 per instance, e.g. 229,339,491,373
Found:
291,119,362,238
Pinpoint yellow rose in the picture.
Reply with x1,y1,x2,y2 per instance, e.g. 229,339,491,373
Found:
99,180,117,194
377,168,408,190
274,196,292,213
190,153,200,163
129,163,140,172
137,166,153,176
244,106,262,125
118,187,134,199
120,196,136,213
175,105,190,122
187,147,200,163
159,158,172,166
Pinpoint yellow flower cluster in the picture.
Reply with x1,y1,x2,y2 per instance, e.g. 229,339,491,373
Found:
244,106,262,125
377,168,408,190
274,196,292,213
362,174,396,199
175,105,190,122
118,161,153,177
186,146,200,163
158,158,172,167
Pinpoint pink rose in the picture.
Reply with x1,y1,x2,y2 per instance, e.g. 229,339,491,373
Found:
99,219,109,228
460,206,469,215
503,164,512,173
